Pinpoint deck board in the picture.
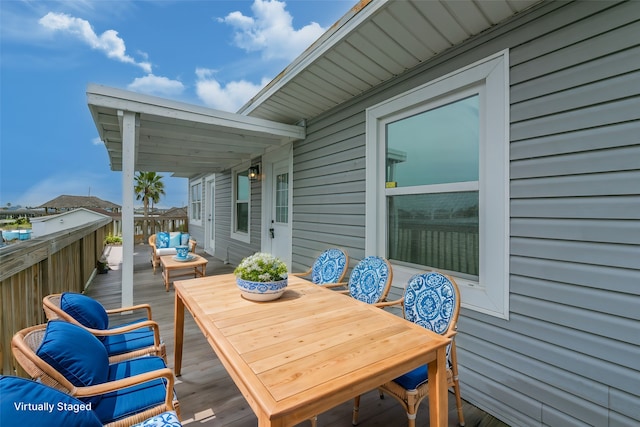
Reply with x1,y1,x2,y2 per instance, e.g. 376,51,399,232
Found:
86,244,509,427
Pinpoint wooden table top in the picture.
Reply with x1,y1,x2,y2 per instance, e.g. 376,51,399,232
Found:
174,274,449,426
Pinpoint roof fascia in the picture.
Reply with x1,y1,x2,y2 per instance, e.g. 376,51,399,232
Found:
237,0,383,116
87,84,305,141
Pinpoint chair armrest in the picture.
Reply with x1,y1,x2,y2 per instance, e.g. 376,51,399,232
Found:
322,282,347,288
290,268,312,278
106,304,153,320
86,320,162,347
373,296,404,309
74,368,176,411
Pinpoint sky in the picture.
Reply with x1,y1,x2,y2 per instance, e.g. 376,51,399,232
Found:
0,0,353,209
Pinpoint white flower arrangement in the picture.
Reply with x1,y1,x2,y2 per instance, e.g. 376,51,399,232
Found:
234,252,288,282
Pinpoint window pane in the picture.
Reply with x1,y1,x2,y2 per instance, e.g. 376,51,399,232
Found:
387,192,479,277
275,172,288,223
237,171,249,200
236,202,248,233
386,95,479,187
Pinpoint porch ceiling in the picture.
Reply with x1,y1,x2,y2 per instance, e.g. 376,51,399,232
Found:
87,84,306,177
240,0,541,122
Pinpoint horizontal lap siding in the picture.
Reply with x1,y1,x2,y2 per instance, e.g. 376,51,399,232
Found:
292,111,367,271
292,1,639,425
501,0,640,425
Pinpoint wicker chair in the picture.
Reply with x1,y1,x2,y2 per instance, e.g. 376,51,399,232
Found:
352,271,465,427
149,233,197,273
1,375,181,427
43,293,166,363
291,248,349,285
11,321,180,427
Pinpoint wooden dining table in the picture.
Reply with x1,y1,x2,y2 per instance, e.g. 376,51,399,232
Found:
173,273,450,427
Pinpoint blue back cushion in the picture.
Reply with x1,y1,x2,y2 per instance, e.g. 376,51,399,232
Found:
156,232,170,249
0,375,102,427
180,233,190,246
349,256,391,304
61,293,109,338
169,232,181,247
36,321,109,405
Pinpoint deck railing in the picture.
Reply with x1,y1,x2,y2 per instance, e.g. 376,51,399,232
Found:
0,217,112,375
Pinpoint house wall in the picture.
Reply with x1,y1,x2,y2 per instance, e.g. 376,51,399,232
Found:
188,169,263,266
291,1,639,426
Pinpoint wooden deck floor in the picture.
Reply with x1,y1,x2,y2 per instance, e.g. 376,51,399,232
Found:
86,244,509,427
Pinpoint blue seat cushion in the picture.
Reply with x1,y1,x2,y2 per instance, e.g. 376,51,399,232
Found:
103,320,155,356
393,364,428,390
93,356,170,424
61,292,109,340
107,356,167,381
156,232,170,249
35,321,108,406
0,375,102,427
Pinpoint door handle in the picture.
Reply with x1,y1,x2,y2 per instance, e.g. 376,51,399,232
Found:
269,228,275,239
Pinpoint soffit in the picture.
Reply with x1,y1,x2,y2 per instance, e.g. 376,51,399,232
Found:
240,0,541,122
87,84,305,177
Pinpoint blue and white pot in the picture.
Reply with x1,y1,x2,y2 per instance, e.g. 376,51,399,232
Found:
236,278,288,301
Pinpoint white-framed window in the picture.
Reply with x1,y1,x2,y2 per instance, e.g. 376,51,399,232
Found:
231,167,250,243
365,50,510,319
190,181,202,224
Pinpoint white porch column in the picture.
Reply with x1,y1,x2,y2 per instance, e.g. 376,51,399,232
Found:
120,110,138,308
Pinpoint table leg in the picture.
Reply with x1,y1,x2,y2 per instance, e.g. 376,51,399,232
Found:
428,346,448,427
164,267,170,292
174,292,185,376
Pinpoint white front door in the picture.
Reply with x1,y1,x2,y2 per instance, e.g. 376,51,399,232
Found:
205,177,215,255
262,147,292,269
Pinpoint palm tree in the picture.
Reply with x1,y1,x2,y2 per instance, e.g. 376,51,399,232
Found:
134,172,166,239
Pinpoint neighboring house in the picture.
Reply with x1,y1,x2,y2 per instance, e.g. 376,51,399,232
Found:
30,208,111,238
88,1,639,425
37,195,121,214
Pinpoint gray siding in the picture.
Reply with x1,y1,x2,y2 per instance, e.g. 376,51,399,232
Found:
211,168,263,266
292,1,640,425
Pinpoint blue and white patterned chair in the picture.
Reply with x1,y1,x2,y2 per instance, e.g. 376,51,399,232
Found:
291,248,349,285
352,272,465,427
344,256,393,305
11,321,180,426
0,375,181,427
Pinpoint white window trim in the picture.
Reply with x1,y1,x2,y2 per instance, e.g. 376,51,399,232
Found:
365,50,510,319
231,164,251,244
189,179,203,226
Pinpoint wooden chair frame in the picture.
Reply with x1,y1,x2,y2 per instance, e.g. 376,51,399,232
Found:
11,324,179,427
43,293,166,363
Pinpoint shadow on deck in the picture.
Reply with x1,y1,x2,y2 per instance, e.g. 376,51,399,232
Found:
86,244,509,427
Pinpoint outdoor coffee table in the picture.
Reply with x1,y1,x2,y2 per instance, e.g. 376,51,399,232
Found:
160,254,207,292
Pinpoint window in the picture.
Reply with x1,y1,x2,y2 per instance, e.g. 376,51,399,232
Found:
275,172,289,224
190,181,202,223
366,50,510,319
232,168,250,242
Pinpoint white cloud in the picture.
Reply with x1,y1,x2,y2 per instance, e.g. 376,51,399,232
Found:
38,12,152,73
92,137,103,146
195,67,270,112
127,74,185,97
219,0,325,61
